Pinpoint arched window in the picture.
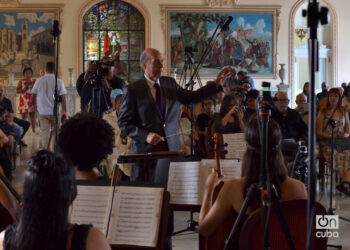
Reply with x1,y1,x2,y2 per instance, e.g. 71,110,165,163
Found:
83,0,145,82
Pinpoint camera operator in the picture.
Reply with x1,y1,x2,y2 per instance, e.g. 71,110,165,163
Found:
103,57,127,90
77,59,125,115
76,61,97,112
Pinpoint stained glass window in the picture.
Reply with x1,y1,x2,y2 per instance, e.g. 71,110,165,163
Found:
83,1,145,82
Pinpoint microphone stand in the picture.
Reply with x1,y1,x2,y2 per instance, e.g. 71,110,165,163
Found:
303,2,328,249
52,20,61,152
185,17,230,156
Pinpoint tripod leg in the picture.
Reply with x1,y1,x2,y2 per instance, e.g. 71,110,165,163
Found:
223,184,258,250
270,186,296,250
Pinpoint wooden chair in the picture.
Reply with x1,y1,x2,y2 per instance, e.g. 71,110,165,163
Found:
239,199,327,250
111,191,170,250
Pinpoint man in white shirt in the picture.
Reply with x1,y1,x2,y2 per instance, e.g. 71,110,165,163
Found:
32,62,67,149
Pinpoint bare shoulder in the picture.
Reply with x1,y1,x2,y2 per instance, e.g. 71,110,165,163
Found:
282,177,307,200
86,227,111,250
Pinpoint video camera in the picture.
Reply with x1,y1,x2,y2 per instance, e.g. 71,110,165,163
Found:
88,60,114,85
184,46,197,57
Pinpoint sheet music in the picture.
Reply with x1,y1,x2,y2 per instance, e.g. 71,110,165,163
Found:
107,186,164,247
70,185,112,233
223,133,246,160
167,162,202,205
201,159,242,182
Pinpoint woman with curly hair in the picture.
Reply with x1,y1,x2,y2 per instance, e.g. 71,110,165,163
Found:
58,112,115,180
317,87,350,196
1,150,110,250
199,117,307,245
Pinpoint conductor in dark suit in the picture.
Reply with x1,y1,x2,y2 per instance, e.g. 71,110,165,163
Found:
118,48,224,184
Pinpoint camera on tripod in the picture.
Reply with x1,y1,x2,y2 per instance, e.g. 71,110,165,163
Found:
184,46,197,57
88,60,113,86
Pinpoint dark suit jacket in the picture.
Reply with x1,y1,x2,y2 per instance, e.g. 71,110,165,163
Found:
118,76,221,154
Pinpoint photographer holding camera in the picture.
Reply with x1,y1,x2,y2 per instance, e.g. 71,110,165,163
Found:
76,59,125,115
214,92,245,134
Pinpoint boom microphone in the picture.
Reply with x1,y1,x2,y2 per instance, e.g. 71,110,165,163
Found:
221,16,233,31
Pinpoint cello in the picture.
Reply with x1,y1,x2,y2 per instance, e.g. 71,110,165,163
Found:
204,133,236,250
0,165,21,230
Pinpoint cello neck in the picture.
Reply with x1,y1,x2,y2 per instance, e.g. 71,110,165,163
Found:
213,133,222,176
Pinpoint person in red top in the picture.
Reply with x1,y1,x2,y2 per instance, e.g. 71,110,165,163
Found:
16,67,36,133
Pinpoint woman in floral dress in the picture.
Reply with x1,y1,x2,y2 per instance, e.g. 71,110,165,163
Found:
16,67,36,133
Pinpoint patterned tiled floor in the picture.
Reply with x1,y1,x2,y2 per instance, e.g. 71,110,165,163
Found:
13,132,350,250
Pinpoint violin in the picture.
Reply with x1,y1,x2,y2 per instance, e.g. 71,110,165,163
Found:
204,133,236,250
0,165,21,229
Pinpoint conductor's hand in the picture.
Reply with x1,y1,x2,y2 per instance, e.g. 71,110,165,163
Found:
146,132,165,145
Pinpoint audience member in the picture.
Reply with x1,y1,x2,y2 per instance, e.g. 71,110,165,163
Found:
237,70,255,89
0,150,111,250
317,88,350,196
316,81,329,104
0,85,30,146
341,85,350,120
243,89,259,124
302,82,309,102
58,112,114,180
32,62,67,150
199,118,307,243
214,94,245,134
103,89,131,180
271,92,308,143
295,93,308,125
179,105,194,155
16,67,37,133
195,98,215,158
39,68,45,77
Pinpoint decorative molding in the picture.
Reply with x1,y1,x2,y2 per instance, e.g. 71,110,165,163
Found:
289,0,338,101
76,0,151,76
0,0,19,6
205,0,238,8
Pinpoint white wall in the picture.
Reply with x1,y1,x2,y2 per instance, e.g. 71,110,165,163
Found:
8,0,350,90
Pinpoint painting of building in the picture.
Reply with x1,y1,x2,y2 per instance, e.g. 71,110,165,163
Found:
0,12,55,78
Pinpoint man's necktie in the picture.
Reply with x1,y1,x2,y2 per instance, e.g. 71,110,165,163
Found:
154,83,164,115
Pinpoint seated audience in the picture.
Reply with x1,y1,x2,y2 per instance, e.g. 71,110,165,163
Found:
237,70,255,89
103,89,131,180
179,105,193,155
199,118,307,243
0,150,110,250
243,89,259,124
214,94,245,134
342,85,350,120
195,98,215,158
295,93,308,125
220,66,238,92
0,85,30,146
316,81,329,104
58,112,115,180
302,82,309,102
271,92,308,143
317,88,350,196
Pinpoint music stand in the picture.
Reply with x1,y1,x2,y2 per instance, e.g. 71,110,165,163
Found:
117,151,181,182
